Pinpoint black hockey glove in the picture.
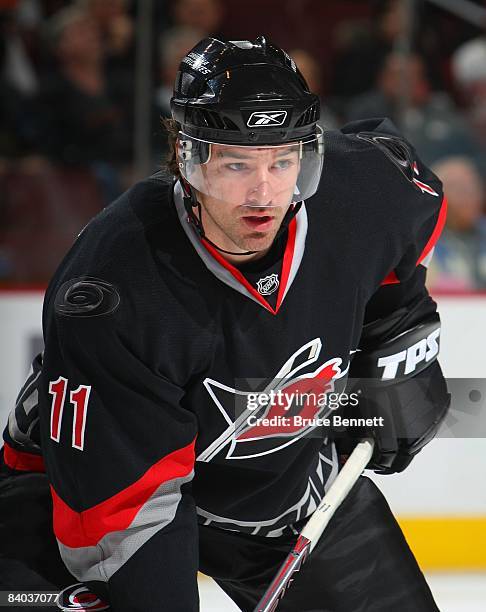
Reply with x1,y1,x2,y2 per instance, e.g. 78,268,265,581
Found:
338,317,450,474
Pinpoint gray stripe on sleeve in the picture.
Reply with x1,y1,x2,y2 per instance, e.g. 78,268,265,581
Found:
57,471,194,583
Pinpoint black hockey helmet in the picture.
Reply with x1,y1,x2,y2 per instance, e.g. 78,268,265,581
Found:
170,36,321,145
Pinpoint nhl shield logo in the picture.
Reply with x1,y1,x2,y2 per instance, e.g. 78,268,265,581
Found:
257,274,279,295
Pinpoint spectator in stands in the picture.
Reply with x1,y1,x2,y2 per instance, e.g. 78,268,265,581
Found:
332,0,408,99
76,0,132,47
155,26,204,119
33,5,133,199
332,0,445,102
427,157,486,292
153,26,204,164
289,48,338,130
171,0,224,38
76,0,135,145
0,5,39,161
346,51,482,167
1,2,38,97
0,18,24,160
76,0,134,78
451,36,486,155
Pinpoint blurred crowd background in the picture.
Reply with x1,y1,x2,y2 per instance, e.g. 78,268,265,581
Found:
1,0,486,291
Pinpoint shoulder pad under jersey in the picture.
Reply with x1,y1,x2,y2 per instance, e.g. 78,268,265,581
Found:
356,131,415,182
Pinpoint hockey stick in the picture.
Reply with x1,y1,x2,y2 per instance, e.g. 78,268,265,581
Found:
253,439,374,612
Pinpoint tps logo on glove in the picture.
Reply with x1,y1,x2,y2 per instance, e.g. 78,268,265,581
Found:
377,326,440,380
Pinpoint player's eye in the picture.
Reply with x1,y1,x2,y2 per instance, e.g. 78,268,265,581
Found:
225,162,248,171
273,158,294,170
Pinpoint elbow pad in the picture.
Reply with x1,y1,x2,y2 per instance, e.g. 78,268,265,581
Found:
343,315,451,474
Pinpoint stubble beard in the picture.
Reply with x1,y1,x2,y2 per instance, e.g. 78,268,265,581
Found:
200,203,287,254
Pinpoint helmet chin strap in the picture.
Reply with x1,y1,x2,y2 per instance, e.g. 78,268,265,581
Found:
180,179,302,257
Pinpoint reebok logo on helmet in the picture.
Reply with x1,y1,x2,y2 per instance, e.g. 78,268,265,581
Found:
247,111,288,127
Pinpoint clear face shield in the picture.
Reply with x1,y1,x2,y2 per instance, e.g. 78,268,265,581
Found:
177,128,324,209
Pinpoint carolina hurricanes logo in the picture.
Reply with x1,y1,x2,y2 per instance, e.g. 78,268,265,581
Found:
57,584,109,611
197,338,346,461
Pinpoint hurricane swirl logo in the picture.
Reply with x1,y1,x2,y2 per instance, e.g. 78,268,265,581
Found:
57,584,110,611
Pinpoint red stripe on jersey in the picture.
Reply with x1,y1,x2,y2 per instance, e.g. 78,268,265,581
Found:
202,239,274,313
381,196,447,286
202,217,298,315
413,178,439,196
417,196,447,266
3,442,45,472
51,439,196,548
380,270,400,286
276,218,297,311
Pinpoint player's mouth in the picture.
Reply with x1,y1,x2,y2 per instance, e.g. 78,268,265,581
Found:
241,215,275,231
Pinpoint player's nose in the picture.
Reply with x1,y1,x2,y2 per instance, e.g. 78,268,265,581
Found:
247,182,273,205
247,168,276,205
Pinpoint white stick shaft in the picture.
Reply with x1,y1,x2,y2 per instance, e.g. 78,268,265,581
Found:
254,439,374,612
301,439,374,552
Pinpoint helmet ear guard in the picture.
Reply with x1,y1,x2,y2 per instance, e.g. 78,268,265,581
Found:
177,136,211,166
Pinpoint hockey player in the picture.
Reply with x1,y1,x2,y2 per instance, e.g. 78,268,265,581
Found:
0,37,450,611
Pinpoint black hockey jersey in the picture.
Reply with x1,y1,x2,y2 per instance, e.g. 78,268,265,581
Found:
2,119,447,610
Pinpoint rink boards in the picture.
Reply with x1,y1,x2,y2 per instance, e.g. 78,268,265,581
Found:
1,290,485,570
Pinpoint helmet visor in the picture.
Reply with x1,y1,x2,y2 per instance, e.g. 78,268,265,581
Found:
177,129,324,208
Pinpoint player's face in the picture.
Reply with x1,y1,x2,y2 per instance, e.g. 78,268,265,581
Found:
196,144,300,257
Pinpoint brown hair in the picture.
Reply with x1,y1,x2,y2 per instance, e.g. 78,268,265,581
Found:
162,117,181,179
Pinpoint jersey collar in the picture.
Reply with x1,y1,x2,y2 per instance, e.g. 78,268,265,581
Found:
173,181,308,314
